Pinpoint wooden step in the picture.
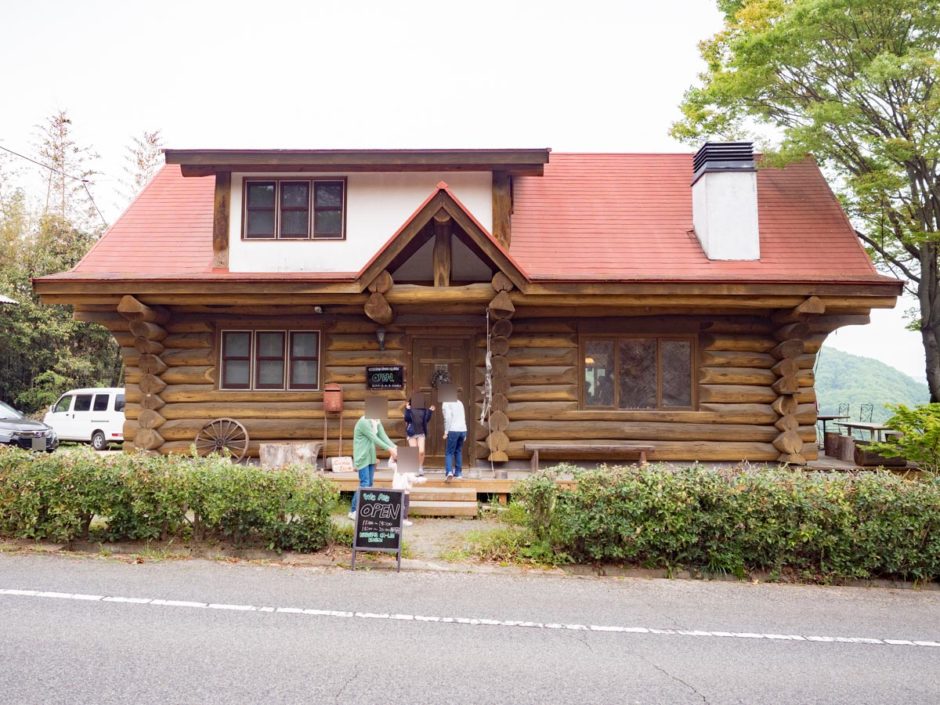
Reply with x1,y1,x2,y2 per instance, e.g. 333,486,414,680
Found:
408,478,479,488
408,500,479,517
410,486,477,502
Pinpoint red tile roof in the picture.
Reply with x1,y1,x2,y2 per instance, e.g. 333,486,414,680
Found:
511,153,889,283
72,164,214,276
50,155,895,286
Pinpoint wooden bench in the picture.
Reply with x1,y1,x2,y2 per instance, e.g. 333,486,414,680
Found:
525,442,655,472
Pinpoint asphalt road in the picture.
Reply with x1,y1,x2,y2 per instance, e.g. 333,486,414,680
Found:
0,554,938,704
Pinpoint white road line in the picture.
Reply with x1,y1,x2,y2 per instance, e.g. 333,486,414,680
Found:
1,587,938,649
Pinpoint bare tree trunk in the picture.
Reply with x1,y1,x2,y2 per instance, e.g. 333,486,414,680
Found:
919,243,940,402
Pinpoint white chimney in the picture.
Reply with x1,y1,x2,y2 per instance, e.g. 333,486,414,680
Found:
691,142,760,260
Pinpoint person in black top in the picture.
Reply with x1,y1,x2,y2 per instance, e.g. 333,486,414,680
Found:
404,392,435,476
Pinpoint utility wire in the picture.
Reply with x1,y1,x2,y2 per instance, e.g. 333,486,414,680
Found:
82,181,108,229
0,143,108,228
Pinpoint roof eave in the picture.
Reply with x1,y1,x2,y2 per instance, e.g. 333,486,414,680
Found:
164,148,551,177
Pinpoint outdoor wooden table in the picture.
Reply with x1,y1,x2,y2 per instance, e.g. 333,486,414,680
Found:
816,414,849,446
835,421,891,442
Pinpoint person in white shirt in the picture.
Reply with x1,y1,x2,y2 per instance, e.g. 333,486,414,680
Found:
442,398,467,480
390,458,426,526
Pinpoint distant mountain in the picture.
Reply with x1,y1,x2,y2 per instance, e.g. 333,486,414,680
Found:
814,346,929,423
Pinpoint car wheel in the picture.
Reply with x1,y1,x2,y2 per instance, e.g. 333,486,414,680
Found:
91,431,108,451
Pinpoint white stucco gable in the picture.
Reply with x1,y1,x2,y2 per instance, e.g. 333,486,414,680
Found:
227,171,493,273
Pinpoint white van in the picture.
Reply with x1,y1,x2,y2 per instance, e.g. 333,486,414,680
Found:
44,387,125,450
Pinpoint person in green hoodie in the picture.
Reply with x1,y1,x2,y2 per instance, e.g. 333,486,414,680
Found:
349,414,398,519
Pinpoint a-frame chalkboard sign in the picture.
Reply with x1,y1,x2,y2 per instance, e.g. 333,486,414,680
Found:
351,488,404,571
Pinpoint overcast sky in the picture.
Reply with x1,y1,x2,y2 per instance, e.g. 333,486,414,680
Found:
0,0,926,382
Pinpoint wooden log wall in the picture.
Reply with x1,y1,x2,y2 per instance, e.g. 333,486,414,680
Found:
117,296,170,452
154,316,409,459
74,302,866,466
484,272,515,461
769,297,828,465
473,316,826,464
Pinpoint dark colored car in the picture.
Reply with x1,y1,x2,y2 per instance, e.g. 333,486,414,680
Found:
0,400,59,451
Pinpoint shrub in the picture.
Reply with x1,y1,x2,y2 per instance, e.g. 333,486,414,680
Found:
0,447,337,552
513,464,940,582
868,403,940,474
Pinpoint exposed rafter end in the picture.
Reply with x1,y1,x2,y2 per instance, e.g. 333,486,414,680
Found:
772,296,826,325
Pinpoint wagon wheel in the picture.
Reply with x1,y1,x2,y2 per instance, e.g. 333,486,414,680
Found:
195,418,249,462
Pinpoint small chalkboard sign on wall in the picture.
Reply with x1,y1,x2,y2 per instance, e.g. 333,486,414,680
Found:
366,366,404,390
352,488,404,571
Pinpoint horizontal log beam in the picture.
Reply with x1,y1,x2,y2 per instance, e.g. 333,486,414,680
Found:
483,439,781,463
162,348,216,367
159,418,407,442
505,420,780,443
385,283,494,305
699,384,777,404
163,333,213,349
505,385,578,402
161,366,217,385
701,335,775,353
698,367,777,386
700,351,776,369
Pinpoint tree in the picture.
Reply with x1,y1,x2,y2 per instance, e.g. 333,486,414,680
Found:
122,129,163,203
36,110,102,231
672,0,940,399
0,204,121,411
0,111,120,411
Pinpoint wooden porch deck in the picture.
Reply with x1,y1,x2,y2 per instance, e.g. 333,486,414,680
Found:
321,455,918,517
323,456,912,490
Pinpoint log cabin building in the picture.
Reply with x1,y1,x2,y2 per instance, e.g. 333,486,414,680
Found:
34,144,901,467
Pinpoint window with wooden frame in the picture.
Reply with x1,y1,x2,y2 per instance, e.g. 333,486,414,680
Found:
221,331,252,389
255,331,286,389
582,336,695,409
220,330,320,391
243,178,346,240
288,331,320,390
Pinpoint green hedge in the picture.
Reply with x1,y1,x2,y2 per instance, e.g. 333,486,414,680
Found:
516,466,940,582
0,447,337,552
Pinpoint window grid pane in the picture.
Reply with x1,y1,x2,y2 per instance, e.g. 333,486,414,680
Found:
222,332,252,389
618,339,657,409
280,211,310,238
289,332,319,389
313,181,344,238
584,340,615,407
661,340,693,408
246,211,275,238
247,182,275,207
255,332,286,389
314,209,343,238
245,182,277,239
279,182,310,238
224,360,250,388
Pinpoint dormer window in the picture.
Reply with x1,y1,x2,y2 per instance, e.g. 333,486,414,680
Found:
243,178,346,240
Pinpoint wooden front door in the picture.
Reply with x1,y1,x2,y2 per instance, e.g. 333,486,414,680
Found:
411,336,473,468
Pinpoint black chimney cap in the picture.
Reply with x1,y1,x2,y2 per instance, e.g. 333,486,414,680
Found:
692,142,755,183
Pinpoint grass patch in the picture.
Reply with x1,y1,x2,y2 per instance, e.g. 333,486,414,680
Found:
441,525,561,567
